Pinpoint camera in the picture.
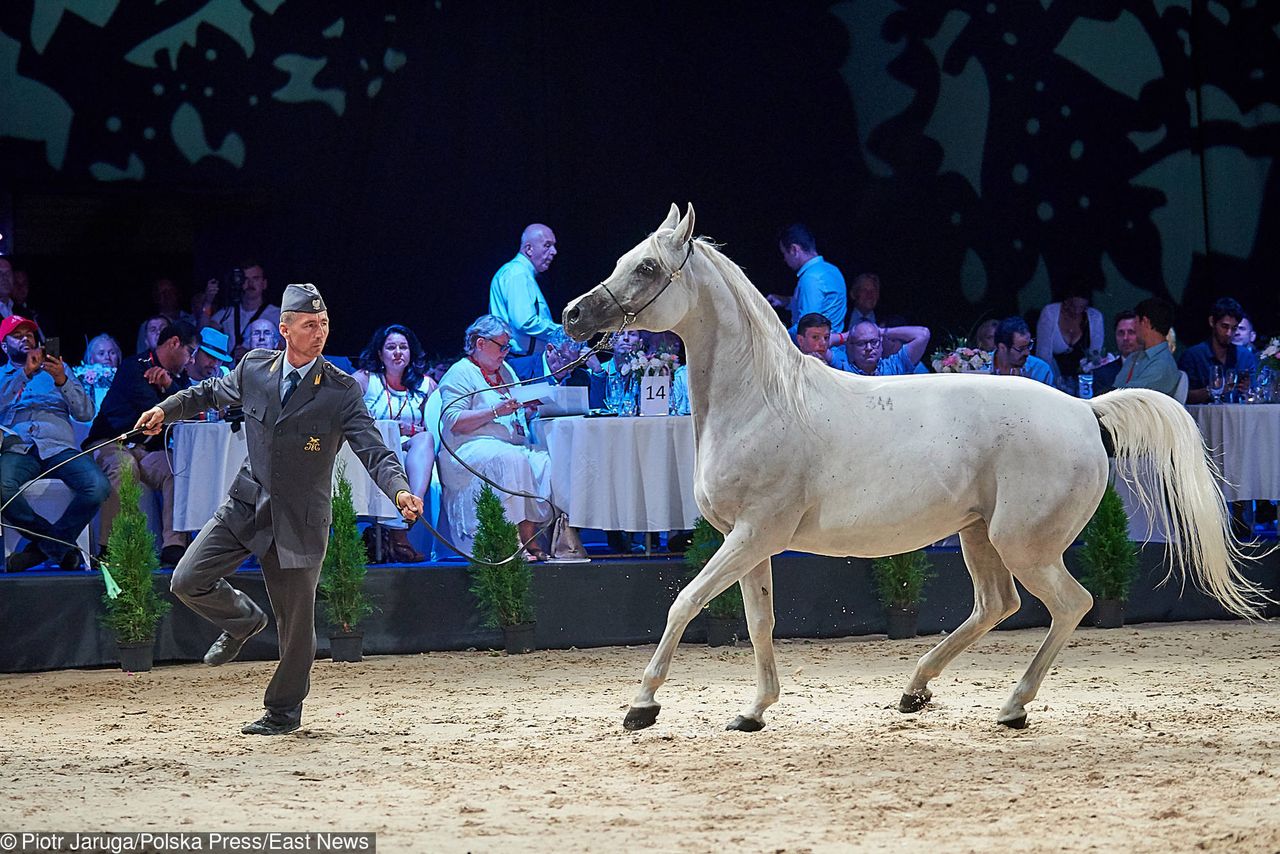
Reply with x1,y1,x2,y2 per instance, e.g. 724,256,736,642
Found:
227,267,245,306
226,403,245,434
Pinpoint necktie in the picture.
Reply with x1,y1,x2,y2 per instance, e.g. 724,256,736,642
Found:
282,370,301,406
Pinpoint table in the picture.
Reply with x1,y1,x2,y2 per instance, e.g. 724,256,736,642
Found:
1117,403,1279,542
538,414,699,532
172,420,402,532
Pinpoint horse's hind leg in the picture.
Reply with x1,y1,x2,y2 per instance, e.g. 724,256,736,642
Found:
900,522,1020,713
624,523,775,731
726,558,778,732
997,556,1093,728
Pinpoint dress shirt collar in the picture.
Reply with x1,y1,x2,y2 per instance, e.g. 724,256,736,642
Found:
282,352,319,384
513,252,537,276
795,255,823,278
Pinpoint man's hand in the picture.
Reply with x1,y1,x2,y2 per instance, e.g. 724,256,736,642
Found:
42,354,67,386
22,347,43,379
135,406,166,436
396,491,424,522
144,365,173,389
766,293,790,309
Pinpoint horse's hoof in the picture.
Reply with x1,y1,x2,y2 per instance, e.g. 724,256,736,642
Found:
899,691,931,713
998,713,1028,730
725,715,765,732
623,704,661,730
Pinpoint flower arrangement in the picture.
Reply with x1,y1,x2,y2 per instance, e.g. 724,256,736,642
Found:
1259,336,1280,371
74,364,117,389
618,351,679,377
930,346,992,374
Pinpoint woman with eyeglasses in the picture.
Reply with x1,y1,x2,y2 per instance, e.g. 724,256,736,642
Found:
352,323,437,563
435,315,558,560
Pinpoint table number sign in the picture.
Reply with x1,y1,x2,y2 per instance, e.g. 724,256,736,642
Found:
639,373,671,416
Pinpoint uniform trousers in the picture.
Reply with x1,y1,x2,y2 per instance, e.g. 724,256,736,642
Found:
170,514,320,724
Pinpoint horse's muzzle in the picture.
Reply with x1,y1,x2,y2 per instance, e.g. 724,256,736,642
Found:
562,290,612,342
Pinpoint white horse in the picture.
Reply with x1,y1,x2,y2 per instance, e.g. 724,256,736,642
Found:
563,203,1269,732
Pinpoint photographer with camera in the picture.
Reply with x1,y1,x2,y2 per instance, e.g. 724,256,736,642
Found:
199,262,280,362
0,316,108,572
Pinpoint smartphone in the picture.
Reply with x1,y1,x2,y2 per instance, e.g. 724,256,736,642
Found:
43,337,60,359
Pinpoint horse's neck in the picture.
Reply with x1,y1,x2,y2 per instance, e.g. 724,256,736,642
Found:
673,268,785,424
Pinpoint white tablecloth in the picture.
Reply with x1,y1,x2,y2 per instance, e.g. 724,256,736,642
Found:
539,415,699,531
1187,404,1280,501
172,420,402,532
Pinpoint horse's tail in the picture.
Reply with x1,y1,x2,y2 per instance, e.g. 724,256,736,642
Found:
1088,389,1271,619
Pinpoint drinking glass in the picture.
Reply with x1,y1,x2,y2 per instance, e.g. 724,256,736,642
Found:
1255,366,1273,404
605,373,625,413
1225,369,1239,403
1208,365,1225,404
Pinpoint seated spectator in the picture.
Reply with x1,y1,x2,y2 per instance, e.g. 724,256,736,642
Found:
767,223,847,335
436,315,585,561
138,315,169,356
1035,284,1104,380
0,316,109,571
600,329,644,375
426,357,450,386
188,327,233,382
86,320,197,566
847,272,881,328
991,317,1054,384
352,324,438,563
882,326,931,374
244,316,281,351
670,364,691,416
1232,313,1257,353
74,333,123,411
971,318,998,352
844,319,930,376
1115,298,1180,396
537,328,604,409
1178,297,1258,404
1092,310,1139,395
794,312,851,370
134,277,195,354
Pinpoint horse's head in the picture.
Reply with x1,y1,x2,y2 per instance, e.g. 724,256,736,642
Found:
563,203,699,341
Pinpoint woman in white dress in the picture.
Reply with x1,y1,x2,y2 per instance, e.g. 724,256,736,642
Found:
436,315,556,559
352,324,437,562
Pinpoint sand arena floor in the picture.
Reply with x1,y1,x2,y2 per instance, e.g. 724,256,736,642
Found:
1,620,1278,853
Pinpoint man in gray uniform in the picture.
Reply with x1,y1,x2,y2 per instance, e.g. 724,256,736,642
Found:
135,283,423,736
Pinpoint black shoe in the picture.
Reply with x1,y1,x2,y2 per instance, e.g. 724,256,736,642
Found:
203,612,269,666
5,548,45,573
241,713,300,736
59,550,85,571
159,544,187,567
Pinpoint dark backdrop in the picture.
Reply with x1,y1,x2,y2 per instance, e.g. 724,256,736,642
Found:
1,1,1276,361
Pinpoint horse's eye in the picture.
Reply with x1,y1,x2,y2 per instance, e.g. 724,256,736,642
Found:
636,259,657,276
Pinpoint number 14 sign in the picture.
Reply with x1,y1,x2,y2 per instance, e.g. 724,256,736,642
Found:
639,373,671,416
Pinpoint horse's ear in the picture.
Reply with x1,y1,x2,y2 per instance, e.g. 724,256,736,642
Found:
671,203,696,246
659,204,680,231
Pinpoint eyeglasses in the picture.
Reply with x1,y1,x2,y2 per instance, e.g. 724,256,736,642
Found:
480,337,512,354
1011,339,1035,355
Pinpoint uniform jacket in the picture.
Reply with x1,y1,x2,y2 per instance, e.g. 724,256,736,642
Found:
157,349,410,567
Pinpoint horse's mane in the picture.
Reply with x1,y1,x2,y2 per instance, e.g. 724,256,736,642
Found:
672,236,815,428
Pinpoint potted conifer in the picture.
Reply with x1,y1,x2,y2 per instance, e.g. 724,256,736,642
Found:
870,550,934,639
685,517,744,647
1077,483,1139,628
319,464,373,662
101,449,170,672
468,485,536,654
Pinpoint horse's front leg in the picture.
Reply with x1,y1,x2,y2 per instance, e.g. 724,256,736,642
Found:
725,557,778,732
624,524,774,731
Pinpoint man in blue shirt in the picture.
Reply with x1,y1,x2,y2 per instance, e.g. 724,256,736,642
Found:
794,312,852,370
845,319,931,376
1178,297,1258,404
768,223,847,336
0,315,108,571
489,223,562,380
991,317,1054,385
1116,298,1181,397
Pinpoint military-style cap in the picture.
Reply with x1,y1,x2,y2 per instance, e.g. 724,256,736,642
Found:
282,283,327,313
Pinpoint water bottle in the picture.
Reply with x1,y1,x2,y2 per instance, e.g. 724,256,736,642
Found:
205,408,220,422
1078,372,1093,399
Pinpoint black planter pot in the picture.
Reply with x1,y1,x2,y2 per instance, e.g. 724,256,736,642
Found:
117,640,155,673
1092,598,1125,629
706,615,741,647
503,622,536,654
330,632,364,662
885,606,919,640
